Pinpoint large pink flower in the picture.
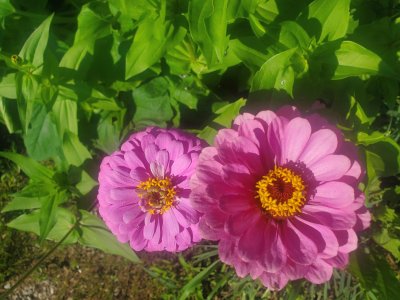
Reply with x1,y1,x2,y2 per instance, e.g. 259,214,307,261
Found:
98,127,204,252
191,106,371,290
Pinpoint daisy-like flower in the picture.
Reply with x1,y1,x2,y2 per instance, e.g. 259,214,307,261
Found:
190,106,371,290
98,127,204,252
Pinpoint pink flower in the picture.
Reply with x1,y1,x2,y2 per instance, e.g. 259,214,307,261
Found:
98,127,204,252
191,106,371,290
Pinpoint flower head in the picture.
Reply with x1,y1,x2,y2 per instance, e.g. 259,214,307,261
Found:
191,106,370,290
98,127,204,252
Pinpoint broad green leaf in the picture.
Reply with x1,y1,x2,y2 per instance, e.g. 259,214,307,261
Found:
39,192,64,242
76,170,97,196
279,21,311,50
178,260,219,300
0,97,20,133
301,0,350,42
60,4,111,70
15,72,39,132
132,77,174,129
52,96,78,136
0,0,15,20
78,210,140,263
18,14,53,68
108,0,159,20
62,131,91,167
7,207,79,244
229,39,269,70
2,182,55,212
198,98,246,144
0,151,54,182
73,4,111,52
189,0,229,65
255,0,279,24
373,228,400,260
24,104,61,161
0,73,16,98
227,0,258,20
251,48,298,96
349,248,400,300
333,41,397,80
125,11,185,78
95,110,125,154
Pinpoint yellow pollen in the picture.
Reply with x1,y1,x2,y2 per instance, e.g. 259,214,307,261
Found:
255,166,306,219
136,177,176,214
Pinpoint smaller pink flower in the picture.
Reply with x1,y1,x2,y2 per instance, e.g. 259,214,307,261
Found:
97,127,204,252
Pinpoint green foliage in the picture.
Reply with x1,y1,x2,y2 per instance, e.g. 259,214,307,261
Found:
0,0,399,297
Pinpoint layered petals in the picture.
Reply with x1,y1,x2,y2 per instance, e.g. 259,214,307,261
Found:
191,106,370,290
98,127,204,252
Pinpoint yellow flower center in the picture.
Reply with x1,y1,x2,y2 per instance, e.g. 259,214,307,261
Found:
255,166,307,219
136,177,176,214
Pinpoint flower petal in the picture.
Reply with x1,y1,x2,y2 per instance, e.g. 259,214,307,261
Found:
309,155,351,182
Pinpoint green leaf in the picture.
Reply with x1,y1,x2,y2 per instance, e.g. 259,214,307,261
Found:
62,131,91,167
301,0,350,42
78,210,140,263
198,98,246,144
349,248,400,300
0,0,15,21
278,21,311,50
333,41,397,80
76,170,97,196
108,0,159,20
0,151,54,182
52,96,78,136
15,72,39,132
39,192,62,242
0,97,20,133
95,110,125,154
0,73,17,98
178,260,219,300
357,132,400,182
7,207,79,244
60,4,111,69
251,48,298,96
189,0,229,65
2,181,55,212
18,14,53,68
24,104,61,161
132,77,174,128
373,228,400,260
125,11,185,79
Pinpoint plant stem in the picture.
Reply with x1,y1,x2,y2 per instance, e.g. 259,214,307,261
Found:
0,222,77,299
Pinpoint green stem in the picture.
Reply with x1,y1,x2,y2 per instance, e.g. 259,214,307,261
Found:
0,222,78,298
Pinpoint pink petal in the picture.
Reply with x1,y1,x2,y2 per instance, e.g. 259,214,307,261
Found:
255,110,277,124
311,181,355,208
303,205,357,230
304,258,333,284
143,214,156,239
109,187,136,202
129,227,147,251
238,218,266,261
163,210,180,236
171,154,191,175
130,167,149,184
335,229,357,253
298,129,338,165
226,209,261,236
262,221,287,272
309,155,351,182
283,220,318,265
144,144,159,164
155,132,174,149
124,150,146,169
219,194,255,215
281,117,311,163
293,216,339,259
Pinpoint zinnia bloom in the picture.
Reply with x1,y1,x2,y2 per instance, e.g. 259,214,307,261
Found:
191,106,371,290
98,127,203,252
